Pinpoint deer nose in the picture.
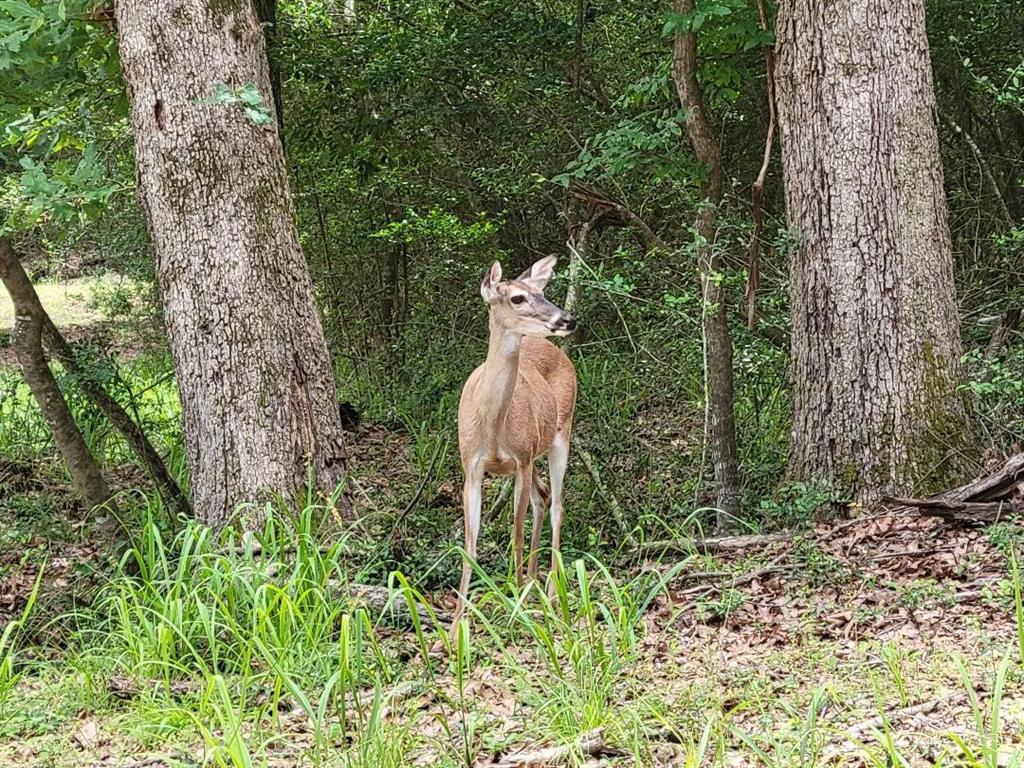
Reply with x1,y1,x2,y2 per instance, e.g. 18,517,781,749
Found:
563,317,577,331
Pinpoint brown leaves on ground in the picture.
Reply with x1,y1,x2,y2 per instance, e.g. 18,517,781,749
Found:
657,507,1015,652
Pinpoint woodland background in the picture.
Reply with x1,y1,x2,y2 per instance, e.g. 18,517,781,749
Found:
0,1,1023,766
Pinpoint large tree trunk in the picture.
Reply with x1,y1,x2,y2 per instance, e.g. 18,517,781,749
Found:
672,0,742,530
116,0,349,527
775,0,976,504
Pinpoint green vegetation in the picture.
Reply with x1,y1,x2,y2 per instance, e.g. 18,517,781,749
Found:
2,0,1024,764
2,495,1023,765
0,275,126,332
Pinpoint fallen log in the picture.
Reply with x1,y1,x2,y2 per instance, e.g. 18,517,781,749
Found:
942,452,1024,503
883,497,1023,525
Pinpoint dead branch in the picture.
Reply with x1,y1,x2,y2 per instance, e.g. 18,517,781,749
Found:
579,448,634,544
942,111,1013,224
40,321,191,518
985,306,1021,361
495,728,617,766
943,451,1024,502
636,531,791,556
670,563,793,602
842,698,940,741
567,180,667,252
883,452,1024,525
0,237,190,518
745,0,777,330
108,675,201,699
0,237,116,528
883,497,1022,525
344,582,453,628
564,220,590,316
107,675,419,712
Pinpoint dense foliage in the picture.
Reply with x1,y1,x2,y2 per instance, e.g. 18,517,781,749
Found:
2,0,1022,541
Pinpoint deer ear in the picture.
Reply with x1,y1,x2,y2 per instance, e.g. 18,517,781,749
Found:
517,255,557,291
481,261,502,301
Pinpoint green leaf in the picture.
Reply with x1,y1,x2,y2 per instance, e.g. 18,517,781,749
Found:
661,10,691,37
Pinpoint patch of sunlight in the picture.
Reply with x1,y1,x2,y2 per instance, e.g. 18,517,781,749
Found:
0,274,129,331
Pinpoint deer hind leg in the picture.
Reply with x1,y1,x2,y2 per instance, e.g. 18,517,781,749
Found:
548,432,570,589
452,462,484,641
512,462,533,587
527,472,550,580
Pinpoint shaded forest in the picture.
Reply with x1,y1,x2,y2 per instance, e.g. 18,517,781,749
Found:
1,1,1023,765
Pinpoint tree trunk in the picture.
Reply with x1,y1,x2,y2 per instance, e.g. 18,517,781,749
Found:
0,238,190,518
0,238,115,528
775,0,976,503
672,0,742,530
116,0,350,527
252,0,283,130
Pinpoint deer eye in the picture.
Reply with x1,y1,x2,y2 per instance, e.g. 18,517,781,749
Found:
510,294,526,305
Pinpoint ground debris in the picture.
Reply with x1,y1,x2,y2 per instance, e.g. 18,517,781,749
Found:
492,728,617,766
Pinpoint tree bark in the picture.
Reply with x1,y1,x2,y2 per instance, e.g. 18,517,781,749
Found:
672,0,742,530
0,238,190,518
252,0,283,131
116,0,350,527
775,0,976,504
0,238,115,525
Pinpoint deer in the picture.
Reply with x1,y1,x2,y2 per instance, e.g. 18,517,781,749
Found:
450,255,578,638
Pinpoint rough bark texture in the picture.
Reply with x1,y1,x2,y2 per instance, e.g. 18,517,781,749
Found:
116,0,349,527
672,0,742,529
0,238,114,520
775,0,976,503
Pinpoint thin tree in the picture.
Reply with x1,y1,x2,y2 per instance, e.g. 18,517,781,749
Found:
775,0,976,503
0,237,116,532
115,0,350,526
0,238,190,519
672,0,742,530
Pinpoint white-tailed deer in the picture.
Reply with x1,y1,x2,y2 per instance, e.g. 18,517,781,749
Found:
452,255,577,634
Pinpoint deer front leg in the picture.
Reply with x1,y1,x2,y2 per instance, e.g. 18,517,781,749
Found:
547,432,570,594
512,462,533,587
452,462,484,641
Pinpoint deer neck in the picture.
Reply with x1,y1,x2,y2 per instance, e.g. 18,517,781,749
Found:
479,314,522,437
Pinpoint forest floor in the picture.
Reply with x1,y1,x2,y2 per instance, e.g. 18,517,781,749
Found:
1,417,1022,767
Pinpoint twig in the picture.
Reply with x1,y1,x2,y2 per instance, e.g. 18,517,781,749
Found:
745,0,777,330
635,531,791,556
942,111,1013,224
819,699,942,764
579,448,634,543
494,728,617,766
844,699,940,740
338,581,453,628
865,547,948,562
388,438,444,541
671,563,794,608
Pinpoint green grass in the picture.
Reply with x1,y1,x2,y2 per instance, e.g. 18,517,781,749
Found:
1,333,1023,765
2,498,1023,767
0,274,129,331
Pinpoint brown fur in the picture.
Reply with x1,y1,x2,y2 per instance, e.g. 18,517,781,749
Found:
449,257,578,643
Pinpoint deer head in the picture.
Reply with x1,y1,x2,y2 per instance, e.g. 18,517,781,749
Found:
480,256,577,338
